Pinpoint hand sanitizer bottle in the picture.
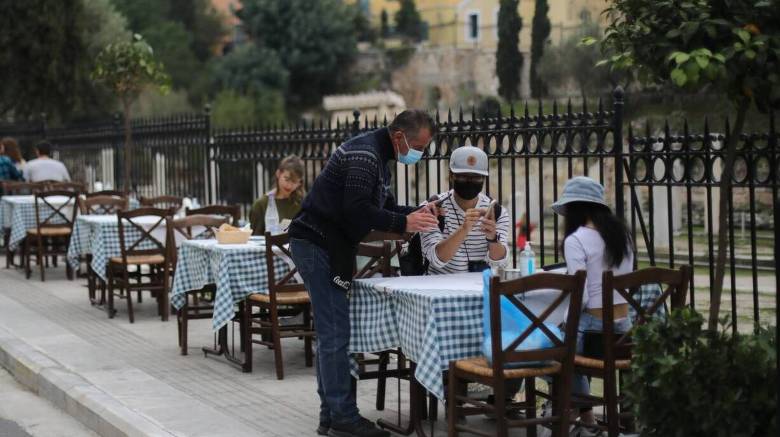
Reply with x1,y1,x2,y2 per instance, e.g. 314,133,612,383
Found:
265,192,280,235
519,242,536,276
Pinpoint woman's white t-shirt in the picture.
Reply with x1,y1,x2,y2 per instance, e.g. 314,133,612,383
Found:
563,226,633,309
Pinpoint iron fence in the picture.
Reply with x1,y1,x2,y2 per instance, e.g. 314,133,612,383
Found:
1,89,777,333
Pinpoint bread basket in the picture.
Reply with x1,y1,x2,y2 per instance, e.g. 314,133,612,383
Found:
215,226,252,244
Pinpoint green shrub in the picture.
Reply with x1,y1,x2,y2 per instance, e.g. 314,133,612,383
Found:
625,308,777,437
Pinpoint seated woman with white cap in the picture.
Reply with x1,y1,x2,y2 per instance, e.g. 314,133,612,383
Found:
551,176,634,431
420,145,511,275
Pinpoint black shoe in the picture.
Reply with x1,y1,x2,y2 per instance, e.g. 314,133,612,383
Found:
316,422,330,436
328,417,390,437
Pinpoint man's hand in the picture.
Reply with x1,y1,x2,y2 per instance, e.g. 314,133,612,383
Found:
420,201,446,217
405,209,439,232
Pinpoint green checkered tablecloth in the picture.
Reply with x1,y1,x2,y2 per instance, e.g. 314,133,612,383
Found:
67,214,167,281
349,273,663,400
2,195,75,251
170,238,291,331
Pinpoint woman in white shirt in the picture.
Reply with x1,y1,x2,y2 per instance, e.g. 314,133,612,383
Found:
552,176,633,431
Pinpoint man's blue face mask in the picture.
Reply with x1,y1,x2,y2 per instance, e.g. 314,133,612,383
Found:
397,133,423,165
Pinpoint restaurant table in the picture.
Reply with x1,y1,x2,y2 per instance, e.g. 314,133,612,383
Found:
170,237,291,331
1,195,76,251
67,214,176,281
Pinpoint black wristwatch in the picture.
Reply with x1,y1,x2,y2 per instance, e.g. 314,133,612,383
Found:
485,235,498,243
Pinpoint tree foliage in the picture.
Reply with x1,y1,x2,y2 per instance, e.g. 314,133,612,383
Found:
496,0,523,102
395,0,424,42
537,22,617,98
92,34,170,191
530,0,551,98
237,0,358,112
0,0,90,121
589,0,780,331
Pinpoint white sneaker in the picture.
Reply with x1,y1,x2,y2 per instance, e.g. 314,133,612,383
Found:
569,424,604,437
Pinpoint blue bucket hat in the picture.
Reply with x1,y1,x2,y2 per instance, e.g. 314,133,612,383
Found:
551,176,609,215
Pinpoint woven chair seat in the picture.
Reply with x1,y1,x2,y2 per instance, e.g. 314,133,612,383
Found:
27,226,71,237
249,292,310,305
454,357,562,379
109,254,165,265
574,355,631,370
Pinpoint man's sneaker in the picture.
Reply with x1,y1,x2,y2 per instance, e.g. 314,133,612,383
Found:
316,422,330,436
328,417,390,437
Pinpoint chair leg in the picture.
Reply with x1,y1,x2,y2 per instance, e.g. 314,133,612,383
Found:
303,305,313,367
271,307,284,380
23,238,31,279
375,351,390,411
179,306,188,355
107,268,115,318
525,377,537,437
605,368,620,437
495,390,508,437
555,373,572,437
126,284,135,324
241,300,253,373
447,362,459,437
37,237,45,282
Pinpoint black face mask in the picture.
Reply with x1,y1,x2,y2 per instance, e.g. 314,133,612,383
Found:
453,179,483,200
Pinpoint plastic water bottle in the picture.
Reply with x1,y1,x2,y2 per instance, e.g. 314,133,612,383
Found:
265,192,280,234
519,242,536,276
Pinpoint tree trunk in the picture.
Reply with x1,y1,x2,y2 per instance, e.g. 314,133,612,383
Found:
122,100,132,194
708,99,749,332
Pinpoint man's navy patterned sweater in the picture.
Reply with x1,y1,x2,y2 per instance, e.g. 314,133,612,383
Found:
290,127,414,247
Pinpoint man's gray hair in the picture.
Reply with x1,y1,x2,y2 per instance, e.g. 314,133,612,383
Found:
388,109,436,140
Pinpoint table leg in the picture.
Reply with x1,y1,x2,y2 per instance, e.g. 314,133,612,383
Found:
377,362,431,437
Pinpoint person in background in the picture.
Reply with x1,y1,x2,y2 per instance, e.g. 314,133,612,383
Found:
421,145,510,275
515,212,536,249
23,141,70,182
0,139,23,182
551,176,633,435
289,109,439,437
1,138,26,172
249,155,304,235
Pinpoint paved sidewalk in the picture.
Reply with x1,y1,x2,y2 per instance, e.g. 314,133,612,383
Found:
0,367,98,437
0,267,455,436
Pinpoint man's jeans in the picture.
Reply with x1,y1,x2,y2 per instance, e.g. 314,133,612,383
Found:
290,238,360,426
573,312,632,395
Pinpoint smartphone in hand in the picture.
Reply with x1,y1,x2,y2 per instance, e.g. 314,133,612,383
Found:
485,200,500,220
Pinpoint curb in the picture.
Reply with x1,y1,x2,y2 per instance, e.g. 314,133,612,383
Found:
0,327,177,437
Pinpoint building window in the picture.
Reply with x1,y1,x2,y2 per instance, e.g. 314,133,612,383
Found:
467,12,480,42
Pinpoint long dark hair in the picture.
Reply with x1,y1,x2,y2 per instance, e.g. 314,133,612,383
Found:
562,201,632,267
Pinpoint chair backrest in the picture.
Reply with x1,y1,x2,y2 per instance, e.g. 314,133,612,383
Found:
78,195,128,215
355,231,409,279
140,195,183,212
1,181,43,195
167,214,230,267
116,208,170,261
488,271,586,378
602,265,691,360
264,231,306,304
86,190,127,198
185,204,240,226
49,181,86,193
33,190,79,230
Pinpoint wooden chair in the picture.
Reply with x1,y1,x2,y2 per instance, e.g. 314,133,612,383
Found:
77,195,129,305
241,231,315,378
448,271,586,437
86,190,127,198
185,204,240,226
140,195,183,212
167,214,229,355
49,181,86,193
106,208,171,323
78,195,128,215
353,234,412,412
573,265,691,437
3,182,45,269
23,191,79,281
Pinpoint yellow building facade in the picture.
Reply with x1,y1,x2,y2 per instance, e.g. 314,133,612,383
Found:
351,0,605,51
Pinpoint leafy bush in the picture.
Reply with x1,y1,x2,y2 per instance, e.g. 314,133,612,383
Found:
625,308,777,437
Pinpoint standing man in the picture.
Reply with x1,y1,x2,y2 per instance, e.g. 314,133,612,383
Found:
23,141,70,182
289,110,439,437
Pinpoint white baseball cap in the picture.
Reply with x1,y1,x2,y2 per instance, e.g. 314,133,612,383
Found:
450,146,488,176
